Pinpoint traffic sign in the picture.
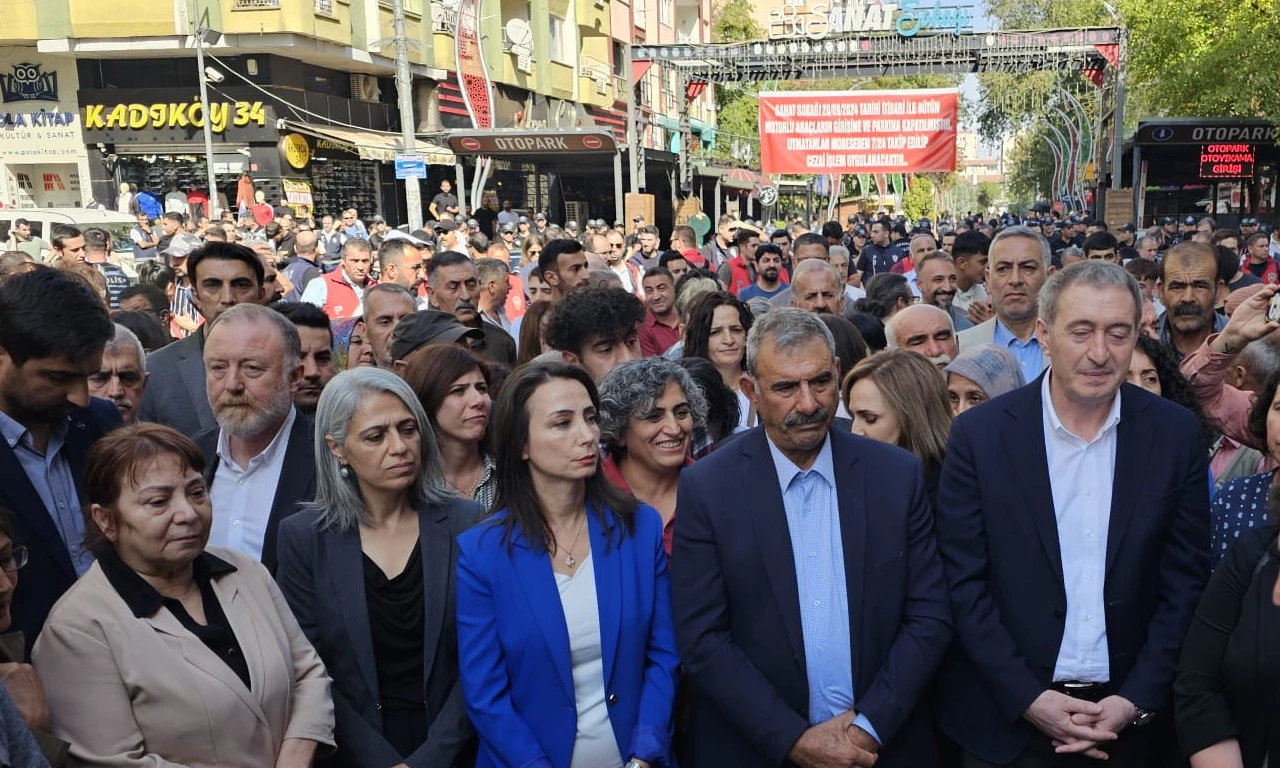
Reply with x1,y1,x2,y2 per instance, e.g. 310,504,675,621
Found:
395,153,426,179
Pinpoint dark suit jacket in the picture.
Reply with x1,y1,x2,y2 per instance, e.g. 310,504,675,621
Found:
193,411,315,573
137,333,215,437
276,499,482,768
671,427,953,768
0,398,121,650
934,377,1211,764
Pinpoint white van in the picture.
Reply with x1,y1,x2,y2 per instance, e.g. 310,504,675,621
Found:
0,207,138,263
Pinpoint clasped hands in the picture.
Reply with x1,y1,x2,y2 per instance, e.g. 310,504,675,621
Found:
1025,689,1136,760
787,710,879,768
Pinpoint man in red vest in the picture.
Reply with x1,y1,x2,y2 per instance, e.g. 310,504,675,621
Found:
300,238,376,319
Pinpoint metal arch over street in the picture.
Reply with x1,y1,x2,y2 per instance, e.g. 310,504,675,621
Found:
630,27,1123,81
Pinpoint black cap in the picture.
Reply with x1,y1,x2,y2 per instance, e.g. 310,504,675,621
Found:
390,311,485,361
847,214,857,222
1160,216,1176,225
432,219,457,232
1242,217,1258,226
370,214,386,223
1119,222,1136,232
1183,215,1197,225
853,226,867,237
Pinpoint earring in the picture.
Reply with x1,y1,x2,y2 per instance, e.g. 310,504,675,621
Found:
339,464,351,478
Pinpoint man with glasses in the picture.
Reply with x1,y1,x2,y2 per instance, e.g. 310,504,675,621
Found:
599,231,641,296
87,324,149,425
339,208,367,239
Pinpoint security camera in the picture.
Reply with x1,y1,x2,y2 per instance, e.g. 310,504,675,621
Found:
203,67,224,84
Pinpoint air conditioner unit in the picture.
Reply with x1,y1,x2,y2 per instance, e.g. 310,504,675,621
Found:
350,74,380,102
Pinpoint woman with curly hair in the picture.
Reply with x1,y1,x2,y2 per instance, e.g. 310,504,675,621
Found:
1128,333,1215,450
682,291,755,430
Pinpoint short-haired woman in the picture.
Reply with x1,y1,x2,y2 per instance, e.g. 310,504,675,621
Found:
276,368,481,767
842,349,953,504
402,343,498,510
457,363,679,768
598,358,708,555
682,291,755,431
34,424,334,767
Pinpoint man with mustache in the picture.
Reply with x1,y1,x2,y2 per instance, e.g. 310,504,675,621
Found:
426,250,517,366
194,303,315,572
87,324,149,424
886,304,959,372
790,259,846,316
739,244,787,301
673,308,952,768
916,252,973,332
270,302,336,414
1158,242,1227,361
0,268,118,647
959,226,1052,384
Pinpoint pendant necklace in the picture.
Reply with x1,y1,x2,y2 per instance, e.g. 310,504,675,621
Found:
561,516,587,567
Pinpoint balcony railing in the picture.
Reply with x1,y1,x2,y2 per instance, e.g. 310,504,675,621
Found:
314,0,335,14
614,75,629,101
431,2,457,32
232,0,281,9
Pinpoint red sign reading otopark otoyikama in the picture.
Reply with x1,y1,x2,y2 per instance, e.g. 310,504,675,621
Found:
758,89,959,175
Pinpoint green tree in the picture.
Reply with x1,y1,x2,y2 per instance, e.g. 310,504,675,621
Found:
975,181,1002,211
900,176,934,220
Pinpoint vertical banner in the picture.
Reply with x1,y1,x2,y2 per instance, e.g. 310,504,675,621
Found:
758,89,958,175
456,0,492,130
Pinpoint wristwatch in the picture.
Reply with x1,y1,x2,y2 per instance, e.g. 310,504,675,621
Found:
1130,707,1156,728
624,761,646,768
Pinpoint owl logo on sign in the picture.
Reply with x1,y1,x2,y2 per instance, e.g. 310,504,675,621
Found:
0,62,59,103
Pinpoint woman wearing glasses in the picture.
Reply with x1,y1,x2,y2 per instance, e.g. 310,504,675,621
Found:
0,511,66,767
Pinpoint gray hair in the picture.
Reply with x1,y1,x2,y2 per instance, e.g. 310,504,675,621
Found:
307,367,453,531
991,225,1052,268
675,276,719,322
206,302,302,372
105,323,147,373
1039,260,1141,328
791,258,842,293
745,307,836,377
885,304,954,349
365,282,415,303
829,245,851,261
1239,334,1280,384
597,358,709,449
474,257,509,285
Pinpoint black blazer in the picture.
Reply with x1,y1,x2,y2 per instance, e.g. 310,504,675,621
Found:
137,333,216,437
934,377,1211,764
671,427,953,768
193,411,315,573
1176,525,1280,768
0,398,121,651
275,499,482,768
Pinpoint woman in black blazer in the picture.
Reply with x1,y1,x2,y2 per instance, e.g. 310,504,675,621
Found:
276,368,482,767
1175,505,1280,768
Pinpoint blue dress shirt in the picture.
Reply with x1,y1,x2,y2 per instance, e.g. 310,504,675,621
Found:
993,319,1045,385
767,434,879,743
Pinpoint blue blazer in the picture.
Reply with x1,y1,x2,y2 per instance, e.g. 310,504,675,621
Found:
670,427,953,768
456,503,679,768
933,377,1211,764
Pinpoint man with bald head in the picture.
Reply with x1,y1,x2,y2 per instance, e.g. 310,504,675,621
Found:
886,304,958,371
790,259,845,316
281,229,321,302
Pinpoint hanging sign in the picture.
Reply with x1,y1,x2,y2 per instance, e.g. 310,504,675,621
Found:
1199,144,1255,179
767,0,973,40
758,89,958,175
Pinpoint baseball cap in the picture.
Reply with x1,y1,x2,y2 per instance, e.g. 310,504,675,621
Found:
163,233,203,260
371,215,386,223
1243,216,1258,226
847,214,858,222
466,218,480,230
382,229,429,247
390,311,485,361
1119,222,1136,233
500,222,516,233
518,215,529,224
535,212,547,221
566,220,579,229
1183,215,1197,225
432,219,457,232
1160,216,1175,225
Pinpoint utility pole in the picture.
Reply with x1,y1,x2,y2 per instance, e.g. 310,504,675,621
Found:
192,9,220,218
392,0,423,230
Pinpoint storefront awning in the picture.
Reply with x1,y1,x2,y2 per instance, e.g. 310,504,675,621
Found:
282,121,454,165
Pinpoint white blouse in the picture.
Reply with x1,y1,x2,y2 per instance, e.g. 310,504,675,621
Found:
555,553,624,768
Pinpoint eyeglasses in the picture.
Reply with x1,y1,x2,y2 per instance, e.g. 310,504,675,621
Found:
528,248,542,255
0,546,29,573
610,242,625,250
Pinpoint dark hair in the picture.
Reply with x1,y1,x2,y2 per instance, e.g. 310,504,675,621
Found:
637,225,659,238
1131,334,1213,449
517,301,555,366
1250,367,1280,452
643,266,674,285
82,227,110,251
819,314,869,380
793,232,828,253
539,238,584,282
118,283,169,314
683,291,753,368
1160,241,1218,283
546,288,645,357
1246,232,1269,248
1214,246,1239,284
770,229,792,242
82,423,207,555
0,267,113,366
1210,229,1241,247
187,241,265,286
0,252,34,281
821,221,844,241
951,230,991,262
162,212,184,227
377,238,418,272
50,224,82,250
675,356,740,445
488,363,636,552
734,228,759,247
401,343,493,454
426,250,471,281
272,301,335,346
755,243,783,260
1124,258,1160,283
1082,231,1118,254
657,251,687,271
847,311,888,352
854,273,913,320
136,261,176,291
110,310,170,352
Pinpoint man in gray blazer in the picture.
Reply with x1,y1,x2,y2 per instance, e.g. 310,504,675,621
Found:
957,226,1052,383
137,242,266,435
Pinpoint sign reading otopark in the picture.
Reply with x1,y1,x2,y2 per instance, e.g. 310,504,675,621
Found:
758,89,958,175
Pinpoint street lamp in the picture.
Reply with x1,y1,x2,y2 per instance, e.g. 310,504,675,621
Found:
192,20,221,218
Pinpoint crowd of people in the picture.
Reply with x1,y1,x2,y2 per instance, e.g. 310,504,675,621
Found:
1,198,1280,768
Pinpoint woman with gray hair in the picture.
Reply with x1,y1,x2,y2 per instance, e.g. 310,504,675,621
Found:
943,343,1026,416
275,367,482,767
598,358,709,555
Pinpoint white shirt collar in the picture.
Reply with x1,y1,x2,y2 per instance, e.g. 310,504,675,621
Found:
1041,369,1122,443
217,406,297,473
765,430,836,493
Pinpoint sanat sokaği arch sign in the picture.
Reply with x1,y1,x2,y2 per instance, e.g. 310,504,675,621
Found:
767,0,974,40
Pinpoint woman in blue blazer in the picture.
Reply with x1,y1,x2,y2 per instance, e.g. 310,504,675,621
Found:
456,363,679,768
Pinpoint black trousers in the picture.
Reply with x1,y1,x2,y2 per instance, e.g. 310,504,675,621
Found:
961,726,1153,768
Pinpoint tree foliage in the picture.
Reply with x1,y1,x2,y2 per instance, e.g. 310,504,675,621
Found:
901,176,935,220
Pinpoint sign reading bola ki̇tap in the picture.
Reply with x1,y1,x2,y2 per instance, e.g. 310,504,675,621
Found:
758,89,958,175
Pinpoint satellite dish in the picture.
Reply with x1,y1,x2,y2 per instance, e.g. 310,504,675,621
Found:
504,18,533,50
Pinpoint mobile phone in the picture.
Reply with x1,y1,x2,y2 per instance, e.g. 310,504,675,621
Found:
1268,293,1280,324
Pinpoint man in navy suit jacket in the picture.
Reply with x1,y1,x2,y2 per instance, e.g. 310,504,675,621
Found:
0,268,119,649
672,308,952,768
934,257,1210,767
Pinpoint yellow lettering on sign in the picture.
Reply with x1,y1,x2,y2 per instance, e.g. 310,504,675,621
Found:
210,102,229,133
127,104,148,129
85,104,104,129
84,100,268,134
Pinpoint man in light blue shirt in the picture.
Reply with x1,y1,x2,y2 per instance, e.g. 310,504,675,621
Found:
958,225,1052,383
